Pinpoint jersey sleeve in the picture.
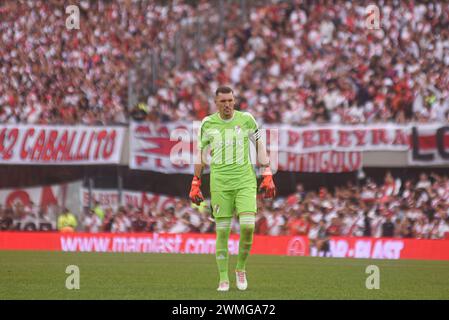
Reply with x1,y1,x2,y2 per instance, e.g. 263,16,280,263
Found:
245,112,261,141
198,117,211,150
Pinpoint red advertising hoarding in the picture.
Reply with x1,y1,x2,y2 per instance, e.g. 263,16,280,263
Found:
314,237,449,260
1,232,448,260
0,232,307,256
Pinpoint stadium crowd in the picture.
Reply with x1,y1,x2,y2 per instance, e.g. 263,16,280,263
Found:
1,172,448,239
1,0,449,125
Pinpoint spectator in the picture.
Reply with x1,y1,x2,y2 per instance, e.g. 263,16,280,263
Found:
287,212,310,236
83,208,102,233
111,207,131,233
413,216,430,239
381,215,396,238
131,208,149,232
327,216,342,237
315,220,331,257
363,211,372,237
398,218,414,238
286,183,305,206
93,201,105,221
255,212,269,235
102,207,115,232
57,208,77,232
0,206,13,230
168,212,191,234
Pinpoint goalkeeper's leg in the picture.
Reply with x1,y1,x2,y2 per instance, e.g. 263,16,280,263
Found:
235,213,255,290
215,217,232,291
234,186,257,290
236,213,255,271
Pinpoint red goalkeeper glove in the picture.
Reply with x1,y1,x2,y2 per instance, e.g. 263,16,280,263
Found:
189,176,204,205
259,166,276,199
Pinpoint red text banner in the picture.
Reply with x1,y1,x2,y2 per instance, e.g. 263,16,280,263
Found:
310,237,449,260
0,232,308,256
0,125,125,164
1,233,449,261
264,123,410,153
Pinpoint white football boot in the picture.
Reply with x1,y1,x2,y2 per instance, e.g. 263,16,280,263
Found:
217,281,230,292
235,270,248,291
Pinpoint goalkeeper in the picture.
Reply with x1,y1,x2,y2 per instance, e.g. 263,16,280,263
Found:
189,86,276,291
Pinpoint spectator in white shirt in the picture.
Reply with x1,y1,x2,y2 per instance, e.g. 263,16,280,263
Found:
83,209,102,233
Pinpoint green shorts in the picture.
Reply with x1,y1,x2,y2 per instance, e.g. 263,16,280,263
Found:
210,186,257,218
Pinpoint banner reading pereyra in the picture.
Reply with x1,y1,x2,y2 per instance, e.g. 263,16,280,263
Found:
129,121,411,173
0,125,125,164
264,123,410,153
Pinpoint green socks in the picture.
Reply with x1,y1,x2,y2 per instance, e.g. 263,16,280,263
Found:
215,217,232,282
215,214,256,282
236,214,255,272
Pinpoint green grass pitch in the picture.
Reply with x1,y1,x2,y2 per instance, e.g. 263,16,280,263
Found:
1,250,448,299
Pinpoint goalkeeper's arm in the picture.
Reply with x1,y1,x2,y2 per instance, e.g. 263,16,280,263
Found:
254,130,270,168
189,148,207,205
253,130,276,198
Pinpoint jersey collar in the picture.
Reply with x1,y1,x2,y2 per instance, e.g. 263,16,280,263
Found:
217,111,235,122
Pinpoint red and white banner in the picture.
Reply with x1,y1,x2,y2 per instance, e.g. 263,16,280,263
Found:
80,188,180,212
1,232,449,261
310,237,449,260
130,121,195,173
0,183,67,209
264,123,410,153
277,150,362,172
408,124,449,165
129,121,411,173
0,232,308,256
0,125,125,164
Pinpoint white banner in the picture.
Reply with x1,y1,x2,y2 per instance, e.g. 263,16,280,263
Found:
408,124,449,165
80,188,181,212
264,123,410,153
0,125,125,164
0,182,78,231
129,121,413,173
0,183,68,209
129,121,195,173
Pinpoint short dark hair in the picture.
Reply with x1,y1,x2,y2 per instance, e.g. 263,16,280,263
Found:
215,86,233,96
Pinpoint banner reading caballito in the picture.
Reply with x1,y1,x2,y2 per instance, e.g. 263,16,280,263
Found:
0,125,125,164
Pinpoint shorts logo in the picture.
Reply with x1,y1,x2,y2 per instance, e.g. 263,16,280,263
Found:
214,204,220,214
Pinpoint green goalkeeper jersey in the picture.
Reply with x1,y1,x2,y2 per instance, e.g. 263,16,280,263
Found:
198,110,259,192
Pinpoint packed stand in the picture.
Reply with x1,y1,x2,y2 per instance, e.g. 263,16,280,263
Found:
1,0,449,125
2,172,448,240
257,172,449,241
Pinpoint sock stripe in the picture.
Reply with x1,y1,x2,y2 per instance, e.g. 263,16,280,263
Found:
216,224,231,227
